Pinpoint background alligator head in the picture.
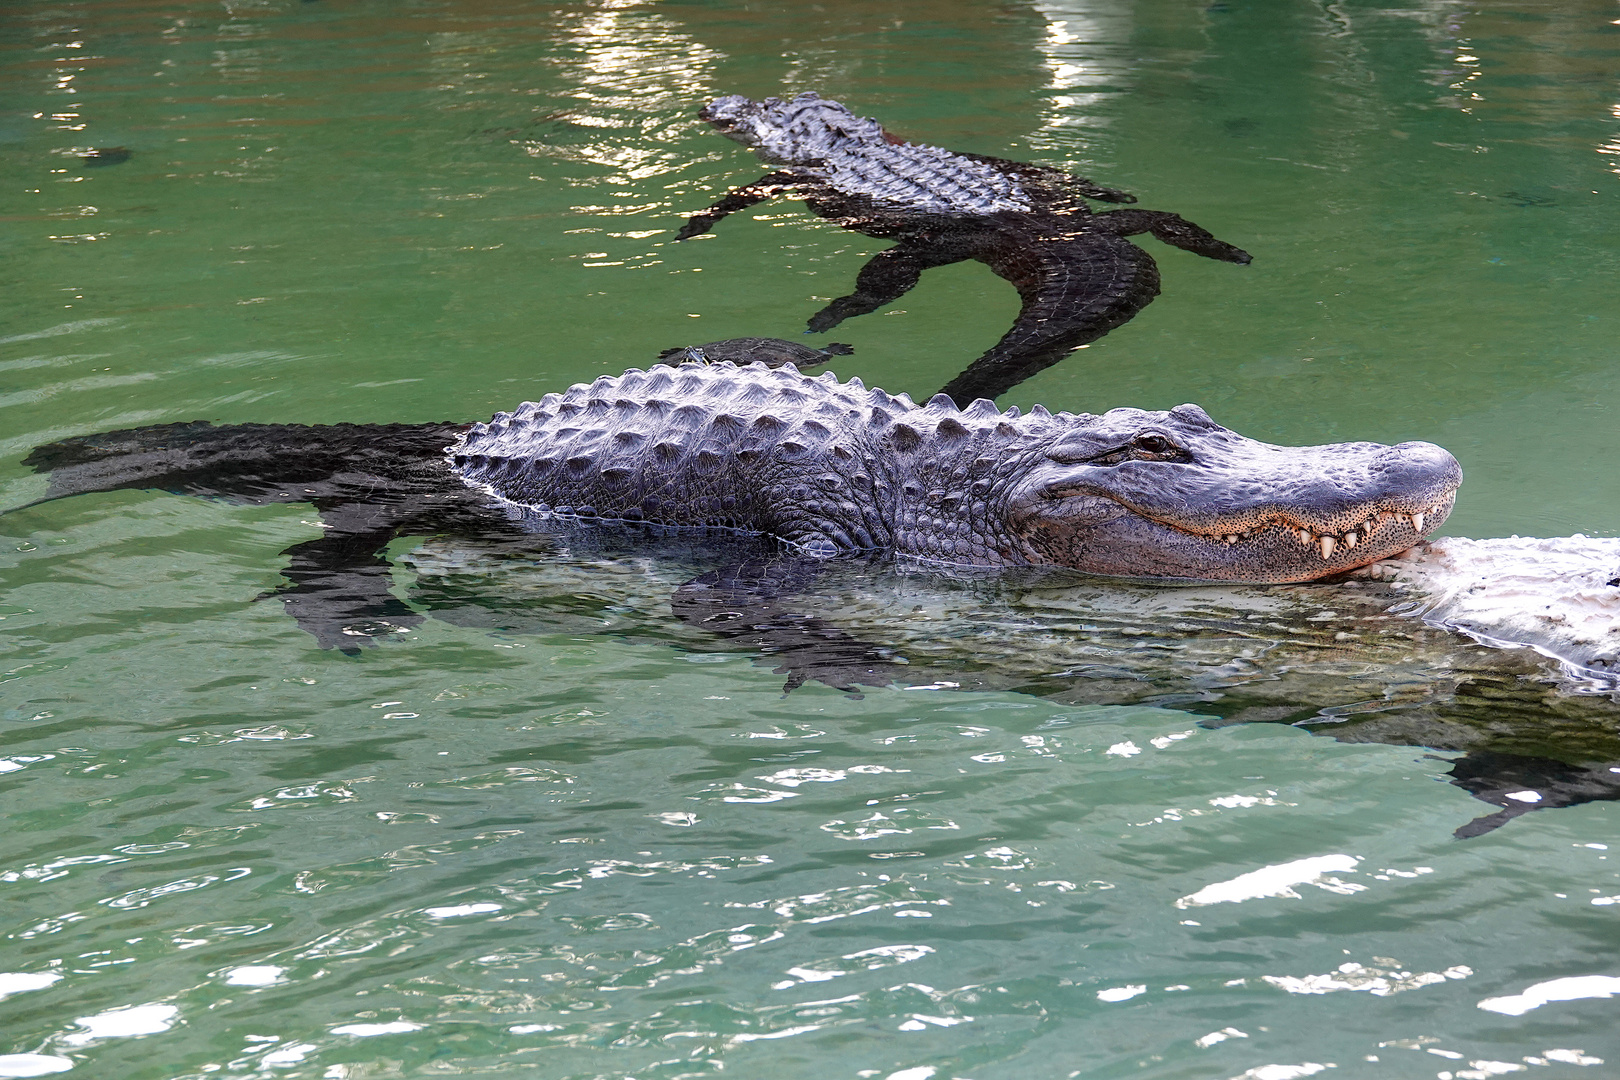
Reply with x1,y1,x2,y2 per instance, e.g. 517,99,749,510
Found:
1004,402,1462,582
698,91,891,164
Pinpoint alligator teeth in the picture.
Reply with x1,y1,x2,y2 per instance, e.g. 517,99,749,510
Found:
1195,497,1446,550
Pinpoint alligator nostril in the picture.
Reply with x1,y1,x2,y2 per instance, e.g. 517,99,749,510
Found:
1376,441,1463,490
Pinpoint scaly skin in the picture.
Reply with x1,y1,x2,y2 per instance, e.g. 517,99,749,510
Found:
454,361,1461,582
676,93,1252,404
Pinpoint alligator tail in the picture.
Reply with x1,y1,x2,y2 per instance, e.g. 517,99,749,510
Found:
16,421,469,509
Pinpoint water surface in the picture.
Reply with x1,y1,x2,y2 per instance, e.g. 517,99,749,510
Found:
2,1,1619,1077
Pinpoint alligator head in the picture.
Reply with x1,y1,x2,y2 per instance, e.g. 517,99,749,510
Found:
698,92,888,164
1004,403,1462,582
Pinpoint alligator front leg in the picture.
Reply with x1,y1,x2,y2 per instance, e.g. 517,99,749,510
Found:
674,170,803,241
270,519,423,654
671,557,907,694
1093,209,1252,264
806,241,971,333
1446,750,1620,838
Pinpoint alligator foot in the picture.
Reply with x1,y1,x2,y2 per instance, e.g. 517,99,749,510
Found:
1094,208,1253,264
1447,750,1620,838
675,170,803,241
807,241,972,333
268,524,426,653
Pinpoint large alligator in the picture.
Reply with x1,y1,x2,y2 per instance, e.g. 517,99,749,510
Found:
18,359,1458,653
675,93,1252,403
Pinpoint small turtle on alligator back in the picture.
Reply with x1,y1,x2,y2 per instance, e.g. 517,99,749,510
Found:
658,337,854,369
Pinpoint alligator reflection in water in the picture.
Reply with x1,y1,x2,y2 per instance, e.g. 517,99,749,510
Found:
677,93,1251,404
401,532,1620,838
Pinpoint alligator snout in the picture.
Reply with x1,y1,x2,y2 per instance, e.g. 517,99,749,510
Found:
1378,441,1463,493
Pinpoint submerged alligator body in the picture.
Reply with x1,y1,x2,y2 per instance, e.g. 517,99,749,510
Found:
676,93,1252,403
400,535,1620,838
22,358,1458,652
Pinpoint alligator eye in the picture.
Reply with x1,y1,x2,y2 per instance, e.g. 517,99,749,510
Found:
1132,434,1176,455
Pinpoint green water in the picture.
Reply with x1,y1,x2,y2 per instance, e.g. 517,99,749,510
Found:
2,1,1618,1077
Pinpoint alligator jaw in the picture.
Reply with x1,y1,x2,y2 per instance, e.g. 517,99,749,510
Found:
1181,490,1458,581
1028,490,1461,584
1007,422,1464,583
1156,492,1457,567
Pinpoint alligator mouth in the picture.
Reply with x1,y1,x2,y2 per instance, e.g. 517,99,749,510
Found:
1149,493,1456,562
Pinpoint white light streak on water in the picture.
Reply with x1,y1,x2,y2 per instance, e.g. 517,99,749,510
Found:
421,903,502,918
0,1056,74,1078
59,1003,178,1045
259,1043,315,1067
1530,1049,1604,1066
330,1022,424,1036
1177,855,1363,908
0,972,61,1000
1197,1027,1249,1047
1477,975,1620,1016
1226,1065,1332,1080
221,966,284,986
1263,961,1471,996
884,1068,936,1080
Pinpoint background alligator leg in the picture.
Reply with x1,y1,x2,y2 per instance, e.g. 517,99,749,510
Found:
670,556,909,694
674,170,803,240
936,233,1162,405
1092,208,1253,264
806,241,971,333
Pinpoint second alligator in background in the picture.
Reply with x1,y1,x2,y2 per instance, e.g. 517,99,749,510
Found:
677,92,1251,404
